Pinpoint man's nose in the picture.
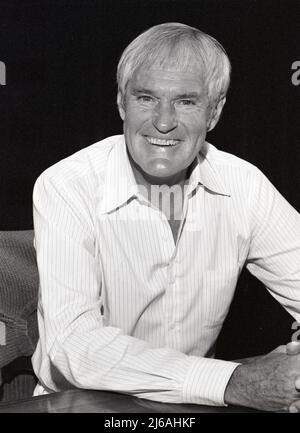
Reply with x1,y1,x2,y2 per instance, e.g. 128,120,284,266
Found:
152,102,177,133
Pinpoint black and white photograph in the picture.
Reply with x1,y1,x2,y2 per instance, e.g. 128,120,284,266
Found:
0,0,300,417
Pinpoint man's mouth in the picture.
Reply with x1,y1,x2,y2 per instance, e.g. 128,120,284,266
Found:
145,136,180,147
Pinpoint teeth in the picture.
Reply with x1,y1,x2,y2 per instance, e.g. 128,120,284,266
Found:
146,137,179,146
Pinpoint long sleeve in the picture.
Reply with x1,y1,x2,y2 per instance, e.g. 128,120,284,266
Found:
246,168,300,321
32,170,239,406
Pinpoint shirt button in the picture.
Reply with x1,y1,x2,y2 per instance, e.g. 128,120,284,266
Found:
170,323,176,330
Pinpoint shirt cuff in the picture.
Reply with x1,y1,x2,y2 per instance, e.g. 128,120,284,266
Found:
182,357,240,406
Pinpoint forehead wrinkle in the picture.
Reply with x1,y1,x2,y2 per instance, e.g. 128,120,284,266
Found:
130,68,207,100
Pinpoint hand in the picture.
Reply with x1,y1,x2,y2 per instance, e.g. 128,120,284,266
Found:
261,342,300,412
225,346,300,412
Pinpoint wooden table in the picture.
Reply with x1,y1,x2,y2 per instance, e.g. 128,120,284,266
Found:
0,389,263,413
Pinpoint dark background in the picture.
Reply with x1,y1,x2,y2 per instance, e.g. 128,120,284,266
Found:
1,0,299,360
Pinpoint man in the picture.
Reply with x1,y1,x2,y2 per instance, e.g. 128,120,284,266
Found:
32,23,300,412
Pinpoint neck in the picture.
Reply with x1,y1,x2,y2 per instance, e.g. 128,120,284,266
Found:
128,156,193,191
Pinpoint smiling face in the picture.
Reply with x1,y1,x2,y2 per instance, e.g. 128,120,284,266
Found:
118,66,225,185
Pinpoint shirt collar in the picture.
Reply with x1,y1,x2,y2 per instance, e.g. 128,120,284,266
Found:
100,137,230,214
188,141,231,197
99,136,139,214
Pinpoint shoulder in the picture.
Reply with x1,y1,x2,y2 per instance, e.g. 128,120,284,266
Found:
206,142,266,192
34,135,123,189
207,142,259,173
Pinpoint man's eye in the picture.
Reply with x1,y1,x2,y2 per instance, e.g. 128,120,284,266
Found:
178,99,195,106
137,95,154,103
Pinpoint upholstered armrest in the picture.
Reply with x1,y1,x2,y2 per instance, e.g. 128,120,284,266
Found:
0,230,39,372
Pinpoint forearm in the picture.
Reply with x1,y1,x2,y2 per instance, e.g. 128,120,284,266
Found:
224,362,259,409
35,315,238,406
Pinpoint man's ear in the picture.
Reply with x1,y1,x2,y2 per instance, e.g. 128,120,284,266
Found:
207,97,226,132
117,91,125,120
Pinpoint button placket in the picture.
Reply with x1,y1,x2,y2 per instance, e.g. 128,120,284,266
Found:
166,255,181,345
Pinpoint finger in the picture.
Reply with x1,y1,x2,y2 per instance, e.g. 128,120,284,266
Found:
289,401,300,413
287,341,300,355
296,377,300,392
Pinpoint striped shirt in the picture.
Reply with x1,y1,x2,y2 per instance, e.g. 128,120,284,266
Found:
32,135,300,406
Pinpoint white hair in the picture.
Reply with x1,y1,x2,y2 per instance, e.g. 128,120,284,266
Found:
117,22,231,107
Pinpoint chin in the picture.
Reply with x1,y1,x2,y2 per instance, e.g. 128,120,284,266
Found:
145,167,174,178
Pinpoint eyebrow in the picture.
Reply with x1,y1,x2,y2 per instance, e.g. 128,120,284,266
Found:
131,88,201,99
131,88,155,96
175,92,201,99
